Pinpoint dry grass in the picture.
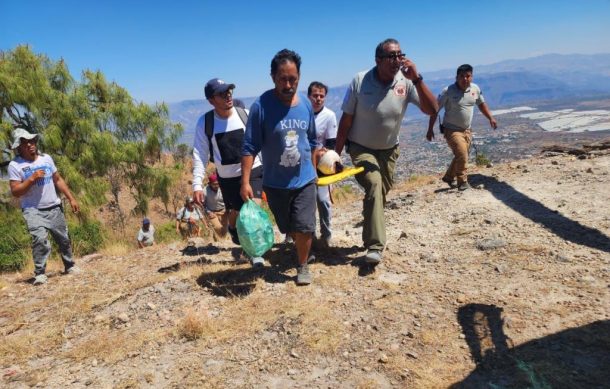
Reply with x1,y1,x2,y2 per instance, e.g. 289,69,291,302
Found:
64,328,169,363
100,240,133,256
332,183,361,205
0,323,66,364
0,251,170,365
394,174,437,192
168,275,345,355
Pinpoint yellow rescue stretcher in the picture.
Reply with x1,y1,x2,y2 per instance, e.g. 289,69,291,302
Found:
317,166,365,186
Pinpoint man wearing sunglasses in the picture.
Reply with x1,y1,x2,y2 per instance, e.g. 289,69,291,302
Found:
192,78,265,268
335,38,438,265
8,128,81,285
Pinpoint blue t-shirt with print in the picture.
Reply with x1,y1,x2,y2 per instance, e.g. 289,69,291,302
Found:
243,90,319,189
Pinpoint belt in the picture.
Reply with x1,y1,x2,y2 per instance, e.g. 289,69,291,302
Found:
38,203,62,211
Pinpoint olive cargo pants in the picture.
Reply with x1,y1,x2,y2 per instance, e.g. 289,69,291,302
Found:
348,142,399,252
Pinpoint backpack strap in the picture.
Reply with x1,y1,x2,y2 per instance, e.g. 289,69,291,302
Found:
204,110,215,163
234,106,248,126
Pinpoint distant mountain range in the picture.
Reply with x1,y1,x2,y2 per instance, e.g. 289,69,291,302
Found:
169,53,610,145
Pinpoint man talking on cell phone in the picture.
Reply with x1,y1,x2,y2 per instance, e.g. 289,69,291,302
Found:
334,38,438,265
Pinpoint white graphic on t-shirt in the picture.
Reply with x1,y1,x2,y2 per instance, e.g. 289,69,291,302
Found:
279,130,301,167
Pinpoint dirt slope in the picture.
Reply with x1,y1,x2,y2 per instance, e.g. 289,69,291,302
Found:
1,151,609,388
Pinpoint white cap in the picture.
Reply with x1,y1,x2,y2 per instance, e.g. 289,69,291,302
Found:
11,128,38,149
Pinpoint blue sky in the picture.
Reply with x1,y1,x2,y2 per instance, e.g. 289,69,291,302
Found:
2,0,609,104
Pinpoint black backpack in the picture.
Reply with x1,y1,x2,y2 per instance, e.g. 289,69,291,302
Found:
204,107,248,163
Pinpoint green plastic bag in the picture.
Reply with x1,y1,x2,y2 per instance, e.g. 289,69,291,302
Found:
236,200,275,257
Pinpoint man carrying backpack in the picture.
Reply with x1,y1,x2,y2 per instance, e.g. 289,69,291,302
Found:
175,197,202,239
192,78,265,268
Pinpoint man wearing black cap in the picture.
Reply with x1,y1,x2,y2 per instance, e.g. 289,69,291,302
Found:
191,79,265,267
8,128,81,285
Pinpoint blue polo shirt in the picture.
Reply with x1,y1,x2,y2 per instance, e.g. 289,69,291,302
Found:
243,90,319,189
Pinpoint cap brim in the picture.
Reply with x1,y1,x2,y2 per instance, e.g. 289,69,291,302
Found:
216,84,235,95
11,133,38,149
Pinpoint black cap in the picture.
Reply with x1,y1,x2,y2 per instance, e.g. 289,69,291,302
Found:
204,78,236,99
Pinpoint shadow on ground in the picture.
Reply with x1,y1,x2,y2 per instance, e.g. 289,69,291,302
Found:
451,303,610,388
470,174,610,253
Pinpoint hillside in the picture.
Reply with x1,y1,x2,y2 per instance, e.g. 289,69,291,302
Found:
1,147,609,388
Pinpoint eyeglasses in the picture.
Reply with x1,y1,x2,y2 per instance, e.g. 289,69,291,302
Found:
381,52,406,61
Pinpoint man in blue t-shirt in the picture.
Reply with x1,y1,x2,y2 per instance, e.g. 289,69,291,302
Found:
241,49,322,286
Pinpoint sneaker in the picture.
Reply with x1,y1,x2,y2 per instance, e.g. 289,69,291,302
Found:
251,256,265,269
442,175,456,188
458,182,471,191
296,264,312,285
228,226,240,245
66,266,82,275
33,274,48,285
365,250,383,265
307,253,316,264
320,235,332,249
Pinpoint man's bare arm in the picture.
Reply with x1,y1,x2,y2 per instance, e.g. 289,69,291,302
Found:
334,113,354,155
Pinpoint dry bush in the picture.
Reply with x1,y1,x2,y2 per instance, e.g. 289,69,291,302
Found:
177,309,212,340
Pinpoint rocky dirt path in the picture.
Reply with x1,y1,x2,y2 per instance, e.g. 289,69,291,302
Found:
1,152,609,388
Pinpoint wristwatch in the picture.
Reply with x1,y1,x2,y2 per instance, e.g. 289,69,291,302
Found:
413,74,423,85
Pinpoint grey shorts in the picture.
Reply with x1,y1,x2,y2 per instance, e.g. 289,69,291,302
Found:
263,181,316,234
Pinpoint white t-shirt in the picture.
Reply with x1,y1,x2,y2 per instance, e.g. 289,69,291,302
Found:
8,154,60,209
204,186,225,212
192,108,263,191
314,106,337,146
137,225,155,246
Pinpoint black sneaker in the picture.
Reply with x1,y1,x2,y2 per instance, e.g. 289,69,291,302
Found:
296,264,312,285
228,226,240,245
442,175,456,188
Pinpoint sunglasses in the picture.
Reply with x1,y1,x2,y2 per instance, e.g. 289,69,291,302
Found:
20,138,38,145
380,52,406,61
214,90,233,98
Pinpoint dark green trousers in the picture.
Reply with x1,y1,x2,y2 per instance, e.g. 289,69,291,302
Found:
348,142,400,251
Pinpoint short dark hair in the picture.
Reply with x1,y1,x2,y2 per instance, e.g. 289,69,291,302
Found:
457,64,473,75
375,38,399,58
308,81,328,96
271,49,302,76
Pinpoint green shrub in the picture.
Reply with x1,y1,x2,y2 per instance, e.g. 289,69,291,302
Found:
154,221,182,244
475,152,491,166
68,220,105,257
0,208,30,270
0,209,30,272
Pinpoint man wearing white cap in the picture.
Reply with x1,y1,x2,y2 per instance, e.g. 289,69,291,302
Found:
8,128,81,285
